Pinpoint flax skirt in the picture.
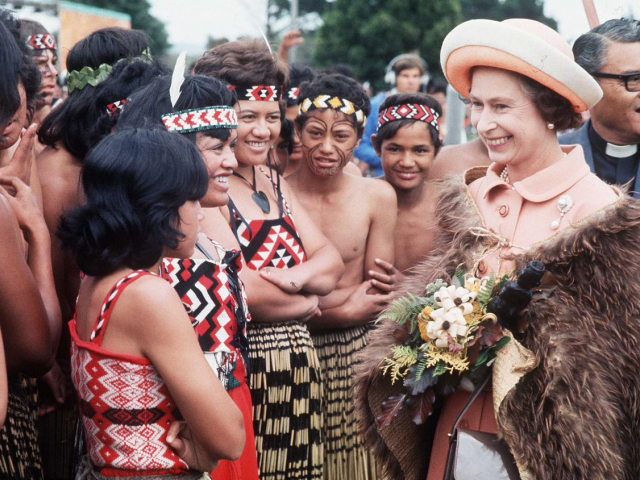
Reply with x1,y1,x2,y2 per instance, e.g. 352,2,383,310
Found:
312,325,379,480
247,321,324,480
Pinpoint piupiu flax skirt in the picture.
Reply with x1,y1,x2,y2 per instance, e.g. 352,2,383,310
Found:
312,326,379,480
247,321,323,480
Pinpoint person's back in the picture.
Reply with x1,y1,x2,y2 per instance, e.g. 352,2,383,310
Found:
60,128,245,478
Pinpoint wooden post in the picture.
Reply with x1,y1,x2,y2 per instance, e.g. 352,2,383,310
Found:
582,0,600,29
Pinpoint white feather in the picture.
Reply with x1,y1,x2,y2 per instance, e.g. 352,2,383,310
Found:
169,51,187,108
256,25,273,56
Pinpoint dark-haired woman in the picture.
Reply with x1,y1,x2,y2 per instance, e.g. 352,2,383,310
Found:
36,32,160,477
117,73,259,480
59,127,245,479
195,40,344,480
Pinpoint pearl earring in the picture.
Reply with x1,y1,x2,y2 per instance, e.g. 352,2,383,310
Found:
547,123,555,130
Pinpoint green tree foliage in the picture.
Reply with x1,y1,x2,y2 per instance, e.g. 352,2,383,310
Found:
72,0,170,54
314,0,462,91
461,0,557,29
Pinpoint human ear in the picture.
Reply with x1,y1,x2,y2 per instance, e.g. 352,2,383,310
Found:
371,133,380,156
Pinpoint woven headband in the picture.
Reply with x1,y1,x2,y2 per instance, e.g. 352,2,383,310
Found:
67,49,152,94
378,103,440,132
229,84,281,101
27,34,56,50
287,87,300,100
105,99,129,118
298,95,366,125
162,106,238,133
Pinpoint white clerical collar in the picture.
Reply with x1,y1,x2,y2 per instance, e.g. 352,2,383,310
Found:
606,142,638,158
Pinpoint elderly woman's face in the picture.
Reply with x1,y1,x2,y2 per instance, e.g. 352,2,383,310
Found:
469,67,549,168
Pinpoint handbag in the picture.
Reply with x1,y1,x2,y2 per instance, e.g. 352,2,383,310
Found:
442,371,520,480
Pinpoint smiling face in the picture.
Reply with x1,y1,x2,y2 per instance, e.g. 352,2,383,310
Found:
469,67,551,168
195,130,238,208
299,109,359,177
234,100,281,166
33,49,58,108
0,83,27,151
377,121,435,190
590,40,640,145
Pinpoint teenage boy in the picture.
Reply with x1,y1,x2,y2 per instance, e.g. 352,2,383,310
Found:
373,93,443,271
288,73,397,480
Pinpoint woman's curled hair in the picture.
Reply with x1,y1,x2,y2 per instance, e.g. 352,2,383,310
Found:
57,128,208,276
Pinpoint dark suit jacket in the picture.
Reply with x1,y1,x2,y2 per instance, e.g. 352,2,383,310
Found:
559,119,640,197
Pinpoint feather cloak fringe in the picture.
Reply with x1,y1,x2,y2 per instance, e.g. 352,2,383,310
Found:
354,167,640,480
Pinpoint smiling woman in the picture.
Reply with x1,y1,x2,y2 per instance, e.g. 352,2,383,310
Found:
356,18,640,480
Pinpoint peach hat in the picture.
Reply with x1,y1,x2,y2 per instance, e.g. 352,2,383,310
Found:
440,18,602,112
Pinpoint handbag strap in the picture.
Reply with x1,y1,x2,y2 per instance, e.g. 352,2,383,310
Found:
448,370,492,441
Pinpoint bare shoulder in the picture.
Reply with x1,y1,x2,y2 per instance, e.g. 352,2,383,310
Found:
429,138,491,181
349,175,396,202
38,146,83,208
115,274,183,328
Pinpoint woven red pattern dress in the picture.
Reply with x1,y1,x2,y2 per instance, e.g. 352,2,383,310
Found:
70,271,189,477
162,242,258,480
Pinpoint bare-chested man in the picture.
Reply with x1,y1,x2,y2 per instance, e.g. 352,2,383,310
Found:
373,93,443,273
287,73,396,480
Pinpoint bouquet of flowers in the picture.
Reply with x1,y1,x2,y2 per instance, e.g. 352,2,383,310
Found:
376,267,510,429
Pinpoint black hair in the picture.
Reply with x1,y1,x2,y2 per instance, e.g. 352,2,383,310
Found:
38,28,151,158
427,79,447,96
296,73,370,138
278,118,295,156
0,13,22,125
18,19,54,55
317,63,356,79
89,57,167,148
573,18,640,74
66,27,149,72
286,63,315,108
57,128,208,277
117,74,236,145
374,93,443,155
0,10,41,123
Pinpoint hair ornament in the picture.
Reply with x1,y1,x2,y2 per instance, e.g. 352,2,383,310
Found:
106,99,129,118
298,95,366,125
378,103,440,131
162,106,238,133
67,64,112,93
27,34,56,50
287,87,300,100
169,51,187,108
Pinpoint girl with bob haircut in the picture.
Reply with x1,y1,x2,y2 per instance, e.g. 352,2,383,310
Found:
195,40,344,480
117,72,260,480
59,127,245,478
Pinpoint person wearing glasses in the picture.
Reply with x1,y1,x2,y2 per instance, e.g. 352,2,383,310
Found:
560,18,640,197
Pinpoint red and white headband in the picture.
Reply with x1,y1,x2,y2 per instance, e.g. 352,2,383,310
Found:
162,106,238,133
377,103,440,132
106,99,129,118
229,84,282,101
27,34,56,51
287,87,300,100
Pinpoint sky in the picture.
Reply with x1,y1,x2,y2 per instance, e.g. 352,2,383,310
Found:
149,0,640,54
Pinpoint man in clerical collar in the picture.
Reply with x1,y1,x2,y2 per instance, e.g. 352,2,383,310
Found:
560,18,640,197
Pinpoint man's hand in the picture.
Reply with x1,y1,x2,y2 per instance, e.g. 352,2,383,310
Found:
0,176,44,236
277,30,304,62
368,258,405,293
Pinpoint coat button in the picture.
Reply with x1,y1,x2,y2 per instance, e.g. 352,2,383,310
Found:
497,204,509,217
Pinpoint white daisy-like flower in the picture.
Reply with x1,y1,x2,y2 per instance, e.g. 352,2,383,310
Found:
426,308,468,348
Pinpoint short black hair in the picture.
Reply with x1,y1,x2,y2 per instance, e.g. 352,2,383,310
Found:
286,63,315,108
0,10,41,122
117,74,236,145
89,57,167,148
57,128,208,277
296,73,370,138
573,18,640,74
0,12,22,125
374,93,443,155
38,28,151,158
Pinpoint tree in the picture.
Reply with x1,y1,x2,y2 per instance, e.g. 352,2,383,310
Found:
314,0,462,91
71,0,170,55
461,0,557,30
267,0,330,39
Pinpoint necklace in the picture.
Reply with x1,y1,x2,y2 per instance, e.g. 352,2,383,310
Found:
499,152,568,186
233,166,271,214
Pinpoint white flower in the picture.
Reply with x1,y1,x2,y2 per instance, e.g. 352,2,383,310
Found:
426,308,469,348
433,285,476,314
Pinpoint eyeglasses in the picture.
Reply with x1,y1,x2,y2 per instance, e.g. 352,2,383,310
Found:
590,72,640,92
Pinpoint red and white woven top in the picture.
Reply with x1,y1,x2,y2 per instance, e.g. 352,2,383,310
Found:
69,270,189,477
